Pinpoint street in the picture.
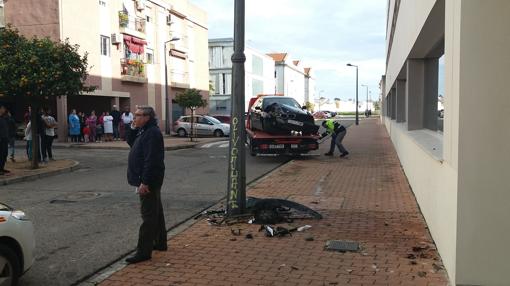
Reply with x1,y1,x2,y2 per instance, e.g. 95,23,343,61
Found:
0,142,290,286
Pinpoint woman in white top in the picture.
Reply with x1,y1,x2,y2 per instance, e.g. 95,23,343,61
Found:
103,112,114,142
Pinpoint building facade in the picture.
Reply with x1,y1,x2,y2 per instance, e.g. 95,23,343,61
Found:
268,53,310,106
4,0,209,138
208,38,275,115
0,0,4,28
382,1,510,284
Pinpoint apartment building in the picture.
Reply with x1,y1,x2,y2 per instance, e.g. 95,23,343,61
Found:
0,0,4,28
3,0,209,138
208,38,275,115
268,53,313,106
382,1,510,284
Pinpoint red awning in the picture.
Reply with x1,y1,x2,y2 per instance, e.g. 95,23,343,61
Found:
123,35,147,54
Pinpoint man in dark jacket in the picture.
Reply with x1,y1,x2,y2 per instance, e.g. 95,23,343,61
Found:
125,106,167,264
0,105,10,175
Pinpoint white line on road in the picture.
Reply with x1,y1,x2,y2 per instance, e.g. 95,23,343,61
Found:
201,141,229,148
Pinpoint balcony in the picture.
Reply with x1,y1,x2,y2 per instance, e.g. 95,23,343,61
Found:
119,11,146,39
121,59,147,83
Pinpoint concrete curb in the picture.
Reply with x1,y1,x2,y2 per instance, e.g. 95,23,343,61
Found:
53,142,205,151
0,160,80,186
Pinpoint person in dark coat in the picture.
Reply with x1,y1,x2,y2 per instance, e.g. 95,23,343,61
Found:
110,105,121,140
0,105,11,175
125,105,167,264
7,110,17,162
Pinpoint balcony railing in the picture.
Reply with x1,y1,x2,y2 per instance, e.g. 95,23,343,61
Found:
119,11,146,35
121,59,147,83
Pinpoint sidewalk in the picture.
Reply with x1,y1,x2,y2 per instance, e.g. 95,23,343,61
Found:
0,158,79,185
52,136,226,151
96,119,450,286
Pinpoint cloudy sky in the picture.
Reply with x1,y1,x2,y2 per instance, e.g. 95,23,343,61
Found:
190,0,387,101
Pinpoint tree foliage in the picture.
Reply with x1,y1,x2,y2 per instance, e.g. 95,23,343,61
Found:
174,88,207,110
0,26,95,168
0,26,95,100
174,88,207,141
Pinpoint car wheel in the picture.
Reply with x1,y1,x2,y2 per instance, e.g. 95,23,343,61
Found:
0,245,20,286
177,128,187,137
213,129,224,137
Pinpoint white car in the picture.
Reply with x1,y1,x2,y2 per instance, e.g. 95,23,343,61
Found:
0,203,35,286
173,115,230,137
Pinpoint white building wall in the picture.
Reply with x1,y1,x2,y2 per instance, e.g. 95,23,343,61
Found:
283,65,305,105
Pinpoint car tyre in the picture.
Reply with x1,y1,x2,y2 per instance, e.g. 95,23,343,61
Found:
177,128,187,137
0,244,21,286
213,129,224,137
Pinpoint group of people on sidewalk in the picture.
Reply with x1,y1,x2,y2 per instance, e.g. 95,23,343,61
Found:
23,106,58,164
68,105,134,143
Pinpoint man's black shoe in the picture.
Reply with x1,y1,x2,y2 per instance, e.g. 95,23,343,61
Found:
2,169,11,173
125,255,151,264
324,152,333,156
340,152,349,158
153,245,168,251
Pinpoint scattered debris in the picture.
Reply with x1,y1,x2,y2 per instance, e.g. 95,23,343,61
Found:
278,264,286,270
229,238,237,241
259,225,293,237
291,266,299,271
432,263,444,272
346,269,353,274
297,225,312,232
412,245,429,252
417,271,427,277
245,233,254,239
410,260,418,265
407,253,417,259
305,236,314,241
199,233,210,237
231,229,241,236
310,201,319,204
328,283,339,285
325,240,360,252
384,222,389,226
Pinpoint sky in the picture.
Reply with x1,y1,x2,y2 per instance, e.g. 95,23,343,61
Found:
190,0,387,102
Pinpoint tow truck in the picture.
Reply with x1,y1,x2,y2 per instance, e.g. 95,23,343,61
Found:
246,94,321,156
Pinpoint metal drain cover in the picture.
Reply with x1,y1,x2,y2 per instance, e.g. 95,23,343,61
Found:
325,240,360,252
50,192,107,204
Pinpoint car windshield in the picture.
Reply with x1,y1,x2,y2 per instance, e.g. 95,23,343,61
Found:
262,97,302,109
205,116,221,124
0,203,12,211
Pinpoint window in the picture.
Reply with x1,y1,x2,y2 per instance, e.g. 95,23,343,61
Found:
100,36,110,56
252,55,263,76
99,0,106,7
146,15,151,23
146,49,154,64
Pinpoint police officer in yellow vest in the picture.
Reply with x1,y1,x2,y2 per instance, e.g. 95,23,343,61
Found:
321,119,349,157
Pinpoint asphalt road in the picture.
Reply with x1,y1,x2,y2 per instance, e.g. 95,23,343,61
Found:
0,142,290,286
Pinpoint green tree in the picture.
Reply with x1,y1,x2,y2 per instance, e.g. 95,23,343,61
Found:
174,88,207,141
0,27,95,168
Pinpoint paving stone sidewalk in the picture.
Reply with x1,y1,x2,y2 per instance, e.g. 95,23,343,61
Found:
98,119,450,286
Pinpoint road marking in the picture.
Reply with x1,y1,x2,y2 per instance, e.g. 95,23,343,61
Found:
218,143,230,148
201,141,229,148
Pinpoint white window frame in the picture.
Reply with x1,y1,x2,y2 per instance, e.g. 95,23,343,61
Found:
100,35,110,56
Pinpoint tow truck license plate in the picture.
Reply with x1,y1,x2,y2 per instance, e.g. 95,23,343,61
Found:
269,144,285,149
291,144,299,149
287,119,304,126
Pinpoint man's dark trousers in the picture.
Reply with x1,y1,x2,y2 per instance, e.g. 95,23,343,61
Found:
328,130,347,154
0,139,8,170
137,184,167,257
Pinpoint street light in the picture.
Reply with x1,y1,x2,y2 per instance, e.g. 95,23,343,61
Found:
318,90,324,111
164,37,180,134
361,84,368,116
346,63,359,125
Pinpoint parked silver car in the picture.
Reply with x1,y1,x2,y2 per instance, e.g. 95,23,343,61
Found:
173,115,230,137
0,202,35,286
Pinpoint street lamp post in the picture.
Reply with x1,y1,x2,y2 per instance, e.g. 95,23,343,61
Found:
226,0,246,216
347,63,359,125
164,37,180,134
318,90,324,111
